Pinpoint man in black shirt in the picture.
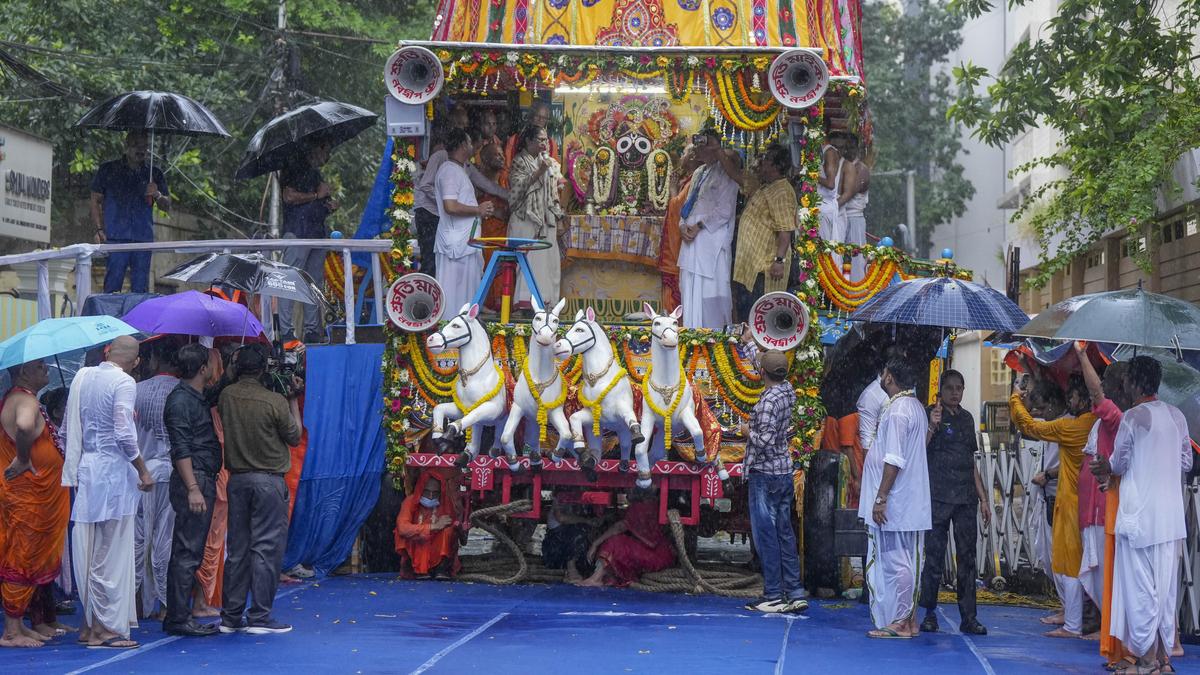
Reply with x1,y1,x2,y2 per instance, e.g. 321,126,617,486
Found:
280,140,339,343
917,370,991,635
161,344,224,637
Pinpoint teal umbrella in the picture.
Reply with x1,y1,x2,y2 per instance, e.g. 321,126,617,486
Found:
0,316,139,371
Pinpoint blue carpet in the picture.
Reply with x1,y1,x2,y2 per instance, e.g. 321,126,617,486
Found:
3,575,1193,674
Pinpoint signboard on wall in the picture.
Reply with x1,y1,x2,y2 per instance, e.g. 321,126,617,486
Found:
0,124,53,243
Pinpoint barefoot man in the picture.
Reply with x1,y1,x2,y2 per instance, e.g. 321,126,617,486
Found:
0,359,71,648
861,358,930,639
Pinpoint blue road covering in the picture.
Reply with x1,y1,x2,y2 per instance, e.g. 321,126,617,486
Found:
5,575,1193,674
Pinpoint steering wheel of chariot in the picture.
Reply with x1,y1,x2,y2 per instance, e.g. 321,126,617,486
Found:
468,237,551,324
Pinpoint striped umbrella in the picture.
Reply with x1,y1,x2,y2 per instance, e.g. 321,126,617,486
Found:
849,276,1028,332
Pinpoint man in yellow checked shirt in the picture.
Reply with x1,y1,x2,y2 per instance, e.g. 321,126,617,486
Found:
1010,364,1096,639
731,144,798,323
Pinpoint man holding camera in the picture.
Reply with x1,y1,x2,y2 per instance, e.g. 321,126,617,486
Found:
216,346,302,635
677,127,742,329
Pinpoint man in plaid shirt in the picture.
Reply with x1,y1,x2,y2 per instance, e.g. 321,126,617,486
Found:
740,350,807,614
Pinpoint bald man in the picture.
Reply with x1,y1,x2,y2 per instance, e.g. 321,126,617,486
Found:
63,335,154,649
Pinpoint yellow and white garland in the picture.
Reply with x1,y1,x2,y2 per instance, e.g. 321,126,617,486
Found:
577,366,628,437
646,149,672,212
589,147,616,212
522,358,568,444
641,355,687,451
451,361,505,444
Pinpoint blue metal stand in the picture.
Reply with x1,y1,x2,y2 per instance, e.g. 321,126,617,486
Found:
471,249,543,310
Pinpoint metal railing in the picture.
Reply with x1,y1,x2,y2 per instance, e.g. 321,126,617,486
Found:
0,238,393,344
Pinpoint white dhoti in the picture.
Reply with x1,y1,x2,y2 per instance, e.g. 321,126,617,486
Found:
135,482,174,615
435,251,484,320
865,526,924,629
1111,538,1181,657
1078,524,1105,605
818,205,847,271
678,245,732,330
1052,572,1084,634
72,516,139,638
844,213,867,281
508,217,561,306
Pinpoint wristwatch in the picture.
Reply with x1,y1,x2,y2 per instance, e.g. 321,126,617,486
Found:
773,256,785,264
874,495,887,505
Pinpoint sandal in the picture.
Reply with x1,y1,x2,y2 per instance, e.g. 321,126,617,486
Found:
88,636,139,649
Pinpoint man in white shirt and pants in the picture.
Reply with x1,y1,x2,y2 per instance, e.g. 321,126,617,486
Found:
1093,356,1192,672
63,335,154,649
133,348,179,620
433,128,494,321
677,128,741,330
860,358,930,639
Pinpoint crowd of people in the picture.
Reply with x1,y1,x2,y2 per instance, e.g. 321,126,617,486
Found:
0,338,309,649
409,99,870,329
843,347,1189,674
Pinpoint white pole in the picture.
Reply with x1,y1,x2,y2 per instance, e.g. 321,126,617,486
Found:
371,253,385,325
36,260,51,320
906,170,917,255
73,251,92,316
343,248,355,345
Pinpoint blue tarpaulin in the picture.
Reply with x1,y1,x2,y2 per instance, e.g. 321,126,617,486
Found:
350,137,395,270
284,343,386,572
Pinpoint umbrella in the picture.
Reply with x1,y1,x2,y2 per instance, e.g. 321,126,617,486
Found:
0,316,139,371
1108,345,1200,445
235,100,377,180
849,276,1029,332
121,291,266,339
75,90,230,138
163,252,326,306
1014,286,1200,350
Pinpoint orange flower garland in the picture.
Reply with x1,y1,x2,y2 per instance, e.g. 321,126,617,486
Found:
817,256,900,311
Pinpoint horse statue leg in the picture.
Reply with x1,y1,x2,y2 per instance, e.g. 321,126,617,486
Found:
547,406,571,471
431,402,462,454
616,425,632,473
522,415,544,473
632,407,657,490
498,399,525,473
453,399,507,469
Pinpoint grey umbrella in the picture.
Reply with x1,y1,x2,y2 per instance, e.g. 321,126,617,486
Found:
1014,285,1200,350
1109,345,1200,445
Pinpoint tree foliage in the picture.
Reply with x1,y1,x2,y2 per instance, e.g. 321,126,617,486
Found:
0,0,433,243
861,0,975,256
949,0,1200,286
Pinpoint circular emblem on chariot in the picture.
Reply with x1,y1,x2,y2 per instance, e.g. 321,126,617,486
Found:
386,272,443,332
749,291,810,351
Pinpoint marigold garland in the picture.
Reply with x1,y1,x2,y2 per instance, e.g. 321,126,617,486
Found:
641,355,687,451
451,361,505,445
577,367,628,437
522,357,568,444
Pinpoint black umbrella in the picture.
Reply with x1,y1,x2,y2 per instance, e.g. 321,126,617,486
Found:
235,100,377,180
163,252,326,306
75,90,230,137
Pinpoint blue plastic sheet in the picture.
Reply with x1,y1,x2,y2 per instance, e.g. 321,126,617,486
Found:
284,343,386,572
350,137,395,271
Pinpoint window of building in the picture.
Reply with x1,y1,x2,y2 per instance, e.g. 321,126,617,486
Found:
989,349,1009,388
1188,218,1198,238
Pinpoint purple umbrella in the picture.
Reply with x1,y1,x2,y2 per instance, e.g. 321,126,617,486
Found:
121,290,265,339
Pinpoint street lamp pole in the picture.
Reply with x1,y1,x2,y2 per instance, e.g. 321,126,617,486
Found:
874,169,917,254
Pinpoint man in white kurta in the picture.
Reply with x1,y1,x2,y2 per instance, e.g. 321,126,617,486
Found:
859,361,930,638
134,367,178,618
63,336,154,647
433,129,493,321
1102,359,1191,669
677,130,741,329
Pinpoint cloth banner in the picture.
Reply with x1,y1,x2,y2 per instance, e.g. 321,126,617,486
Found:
562,214,663,269
351,137,395,271
284,344,386,572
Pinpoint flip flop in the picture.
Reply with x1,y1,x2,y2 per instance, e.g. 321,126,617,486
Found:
867,627,913,639
88,636,140,650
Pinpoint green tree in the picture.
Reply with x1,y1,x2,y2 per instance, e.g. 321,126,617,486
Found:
949,0,1200,286
861,0,975,256
0,0,433,246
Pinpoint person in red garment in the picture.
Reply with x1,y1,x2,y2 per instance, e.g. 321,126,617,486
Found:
394,471,463,579
576,489,675,587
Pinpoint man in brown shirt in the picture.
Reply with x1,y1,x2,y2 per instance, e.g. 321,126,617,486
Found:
216,345,301,635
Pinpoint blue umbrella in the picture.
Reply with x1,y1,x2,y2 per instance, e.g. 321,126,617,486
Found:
849,276,1028,332
0,316,139,371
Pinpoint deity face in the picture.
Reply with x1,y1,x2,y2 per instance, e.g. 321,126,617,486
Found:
615,131,653,168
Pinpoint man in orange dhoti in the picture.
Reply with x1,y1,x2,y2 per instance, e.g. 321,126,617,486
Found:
0,359,71,648
394,472,463,579
658,145,698,312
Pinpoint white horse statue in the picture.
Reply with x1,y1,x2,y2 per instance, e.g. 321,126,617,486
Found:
633,303,729,489
427,303,510,469
554,306,645,477
499,297,571,473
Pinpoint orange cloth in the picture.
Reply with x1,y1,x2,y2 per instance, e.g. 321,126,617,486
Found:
657,175,689,311
394,471,461,577
1100,477,1130,664
285,395,308,520
0,392,70,618
1010,394,1095,577
195,347,227,607
478,192,510,311
836,413,866,509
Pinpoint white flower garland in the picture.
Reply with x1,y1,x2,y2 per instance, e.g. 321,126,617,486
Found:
590,147,616,209
646,149,672,211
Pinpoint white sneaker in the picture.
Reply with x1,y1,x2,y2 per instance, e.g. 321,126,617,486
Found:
783,598,810,614
745,598,790,613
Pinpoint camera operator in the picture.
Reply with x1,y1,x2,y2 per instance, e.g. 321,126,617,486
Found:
216,345,302,635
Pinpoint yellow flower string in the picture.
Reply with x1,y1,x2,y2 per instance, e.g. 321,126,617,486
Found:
641,354,686,450
522,357,567,444
710,341,762,403
577,367,627,437
406,340,454,398
451,361,505,444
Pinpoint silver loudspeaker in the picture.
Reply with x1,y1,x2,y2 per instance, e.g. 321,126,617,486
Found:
767,49,830,109
748,291,811,351
384,46,445,104
386,273,443,332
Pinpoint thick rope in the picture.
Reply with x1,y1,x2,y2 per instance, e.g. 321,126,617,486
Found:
629,509,761,599
456,499,534,585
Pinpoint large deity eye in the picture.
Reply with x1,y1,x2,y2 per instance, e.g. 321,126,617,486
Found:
635,137,652,154
616,137,633,153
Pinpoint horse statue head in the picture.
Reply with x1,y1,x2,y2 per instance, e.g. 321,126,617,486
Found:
643,302,683,350
531,297,567,348
555,306,603,360
426,303,482,355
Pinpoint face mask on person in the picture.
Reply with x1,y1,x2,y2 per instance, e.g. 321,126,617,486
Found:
419,496,440,509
